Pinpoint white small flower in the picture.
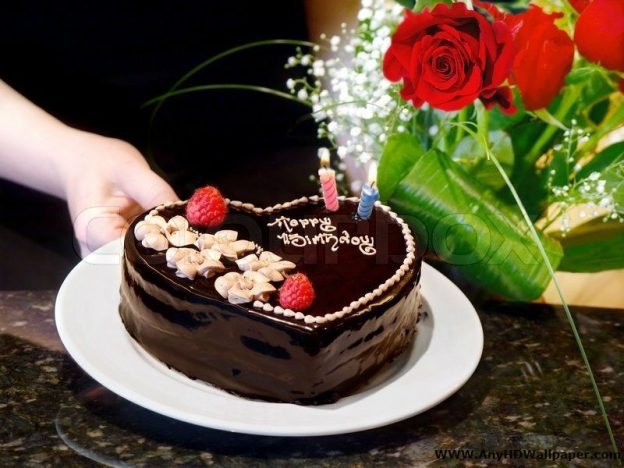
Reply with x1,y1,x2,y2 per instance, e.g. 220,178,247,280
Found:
297,88,309,100
286,79,295,90
358,8,373,21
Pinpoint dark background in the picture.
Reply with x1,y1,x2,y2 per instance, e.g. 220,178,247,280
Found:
1,1,322,289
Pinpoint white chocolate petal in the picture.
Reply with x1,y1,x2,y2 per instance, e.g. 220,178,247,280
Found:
134,221,160,241
176,258,198,280
259,251,282,263
166,215,189,232
216,244,238,261
228,287,253,304
231,240,255,254
196,234,215,250
165,247,178,266
270,260,296,272
258,267,283,282
236,254,258,271
142,232,169,251
215,230,238,242
243,271,270,284
214,275,237,298
251,281,276,295
200,249,222,262
197,259,225,278
168,230,197,247
148,215,167,229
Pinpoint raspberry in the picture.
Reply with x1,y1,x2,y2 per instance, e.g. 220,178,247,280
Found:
279,273,315,311
186,186,228,227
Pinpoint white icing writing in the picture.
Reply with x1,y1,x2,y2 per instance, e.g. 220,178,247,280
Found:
269,216,376,256
267,216,336,233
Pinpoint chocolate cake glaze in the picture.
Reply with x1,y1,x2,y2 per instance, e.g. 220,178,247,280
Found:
119,197,423,404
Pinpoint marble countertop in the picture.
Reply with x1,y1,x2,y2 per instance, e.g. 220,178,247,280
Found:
1,290,623,466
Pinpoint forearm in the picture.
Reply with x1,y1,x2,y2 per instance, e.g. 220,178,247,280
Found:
0,80,83,199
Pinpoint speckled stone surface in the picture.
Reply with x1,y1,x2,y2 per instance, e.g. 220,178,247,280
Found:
1,291,623,467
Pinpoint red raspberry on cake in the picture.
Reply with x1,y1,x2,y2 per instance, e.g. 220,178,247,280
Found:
186,185,228,227
279,273,315,311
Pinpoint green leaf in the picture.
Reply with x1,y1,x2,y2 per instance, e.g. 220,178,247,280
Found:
377,135,426,201
576,141,624,180
393,0,415,8
379,134,563,300
451,130,514,191
580,67,616,107
566,67,596,85
557,219,624,272
531,109,567,130
413,0,452,12
487,88,527,131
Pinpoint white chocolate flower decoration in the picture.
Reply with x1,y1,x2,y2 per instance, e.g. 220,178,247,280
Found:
235,251,296,282
166,247,225,280
214,271,276,304
164,215,197,247
134,215,169,251
196,230,255,261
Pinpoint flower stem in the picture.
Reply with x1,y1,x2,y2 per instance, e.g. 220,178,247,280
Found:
488,151,620,461
526,85,580,163
142,84,311,109
473,99,620,459
147,39,318,124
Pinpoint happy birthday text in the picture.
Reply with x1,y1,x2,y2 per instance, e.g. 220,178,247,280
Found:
267,216,376,256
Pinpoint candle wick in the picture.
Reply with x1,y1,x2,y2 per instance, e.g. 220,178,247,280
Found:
370,180,376,189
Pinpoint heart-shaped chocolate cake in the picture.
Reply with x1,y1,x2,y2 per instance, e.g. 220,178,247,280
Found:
120,190,423,404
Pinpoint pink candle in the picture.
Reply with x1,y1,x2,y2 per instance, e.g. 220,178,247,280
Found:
318,155,339,212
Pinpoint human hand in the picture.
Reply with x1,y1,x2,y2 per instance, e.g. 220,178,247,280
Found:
62,131,178,257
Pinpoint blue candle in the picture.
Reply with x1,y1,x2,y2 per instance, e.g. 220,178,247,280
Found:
357,181,380,220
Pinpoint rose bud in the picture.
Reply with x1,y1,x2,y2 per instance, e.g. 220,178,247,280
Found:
475,2,574,111
575,0,624,72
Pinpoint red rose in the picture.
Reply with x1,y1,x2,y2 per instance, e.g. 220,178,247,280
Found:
476,2,574,111
383,3,515,114
569,0,591,13
508,7,574,110
575,0,624,72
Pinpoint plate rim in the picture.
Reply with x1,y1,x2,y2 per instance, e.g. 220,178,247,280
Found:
55,240,483,437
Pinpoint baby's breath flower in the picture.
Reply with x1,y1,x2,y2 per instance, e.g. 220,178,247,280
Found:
284,0,403,166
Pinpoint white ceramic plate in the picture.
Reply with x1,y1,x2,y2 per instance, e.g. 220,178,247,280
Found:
56,239,483,437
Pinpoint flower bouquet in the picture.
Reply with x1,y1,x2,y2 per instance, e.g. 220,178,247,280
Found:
284,0,624,303
146,0,623,452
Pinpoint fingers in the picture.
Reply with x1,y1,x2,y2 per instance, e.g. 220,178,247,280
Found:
73,206,129,257
116,166,179,210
